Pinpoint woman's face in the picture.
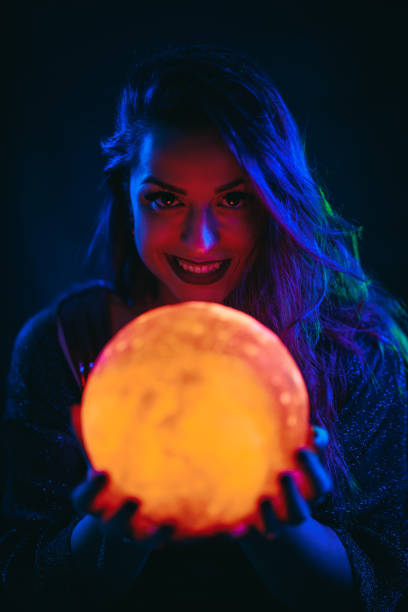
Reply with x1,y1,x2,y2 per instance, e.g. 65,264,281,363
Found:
129,123,266,306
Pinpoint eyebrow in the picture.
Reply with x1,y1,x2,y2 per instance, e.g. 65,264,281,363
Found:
140,176,246,195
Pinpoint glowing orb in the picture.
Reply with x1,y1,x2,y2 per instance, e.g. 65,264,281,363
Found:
79,301,312,540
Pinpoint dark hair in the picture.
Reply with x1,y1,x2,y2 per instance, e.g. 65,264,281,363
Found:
85,42,408,510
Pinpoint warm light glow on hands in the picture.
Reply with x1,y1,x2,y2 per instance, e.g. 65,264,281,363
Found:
70,404,175,549
227,425,332,542
76,302,313,541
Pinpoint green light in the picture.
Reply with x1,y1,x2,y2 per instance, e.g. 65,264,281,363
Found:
319,187,333,216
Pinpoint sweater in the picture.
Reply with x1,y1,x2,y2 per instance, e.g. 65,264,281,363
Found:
1,281,408,611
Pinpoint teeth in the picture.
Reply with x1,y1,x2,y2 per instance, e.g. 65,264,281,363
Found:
176,257,223,274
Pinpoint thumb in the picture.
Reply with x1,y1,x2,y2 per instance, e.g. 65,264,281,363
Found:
312,425,330,452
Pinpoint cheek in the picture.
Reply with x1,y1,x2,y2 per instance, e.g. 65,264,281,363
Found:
133,210,172,258
229,220,264,270
228,218,261,254
246,213,266,251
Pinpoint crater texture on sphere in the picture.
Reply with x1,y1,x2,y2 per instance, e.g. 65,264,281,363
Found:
80,301,310,539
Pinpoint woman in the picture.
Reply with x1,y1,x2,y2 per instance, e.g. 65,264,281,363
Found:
2,43,408,611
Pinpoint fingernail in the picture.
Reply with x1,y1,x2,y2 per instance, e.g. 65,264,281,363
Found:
313,426,329,447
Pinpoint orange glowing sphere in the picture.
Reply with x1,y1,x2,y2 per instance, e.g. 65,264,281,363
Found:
80,301,312,540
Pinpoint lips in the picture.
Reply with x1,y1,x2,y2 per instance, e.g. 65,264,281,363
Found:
166,254,232,285
174,256,226,265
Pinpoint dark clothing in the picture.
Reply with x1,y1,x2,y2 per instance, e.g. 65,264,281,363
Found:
1,281,408,611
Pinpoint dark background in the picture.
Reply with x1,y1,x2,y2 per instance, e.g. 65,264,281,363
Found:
4,0,408,397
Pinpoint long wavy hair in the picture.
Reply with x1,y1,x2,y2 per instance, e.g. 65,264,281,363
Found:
84,42,408,513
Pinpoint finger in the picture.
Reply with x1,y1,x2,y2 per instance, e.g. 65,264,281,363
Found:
259,498,281,539
157,524,176,540
312,426,329,452
71,472,108,514
217,523,248,542
154,524,177,549
279,473,310,524
297,449,333,501
228,523,249,540
104,500,139,538
126,523,176,550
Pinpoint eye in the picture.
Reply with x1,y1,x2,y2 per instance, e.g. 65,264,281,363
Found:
220,191,251,209
144,191,182,209
144,190,252,210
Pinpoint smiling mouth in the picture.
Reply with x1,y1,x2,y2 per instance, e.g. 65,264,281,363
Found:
166,254,232,285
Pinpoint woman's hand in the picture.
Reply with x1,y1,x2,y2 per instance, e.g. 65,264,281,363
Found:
69,404,175,595
226,427,355,609
71,468,175,551
227,425,332,543
70,468,175,596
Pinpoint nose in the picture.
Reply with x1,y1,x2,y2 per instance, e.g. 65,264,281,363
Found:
180,207,220,254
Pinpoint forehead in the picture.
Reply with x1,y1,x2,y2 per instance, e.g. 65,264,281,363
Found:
131,124,248,188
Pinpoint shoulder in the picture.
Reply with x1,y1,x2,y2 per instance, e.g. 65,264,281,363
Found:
5,280,117,425
7,280,114,390
10,281,113,356
54,279,115,312
344,333,407,401
337,333,408,451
